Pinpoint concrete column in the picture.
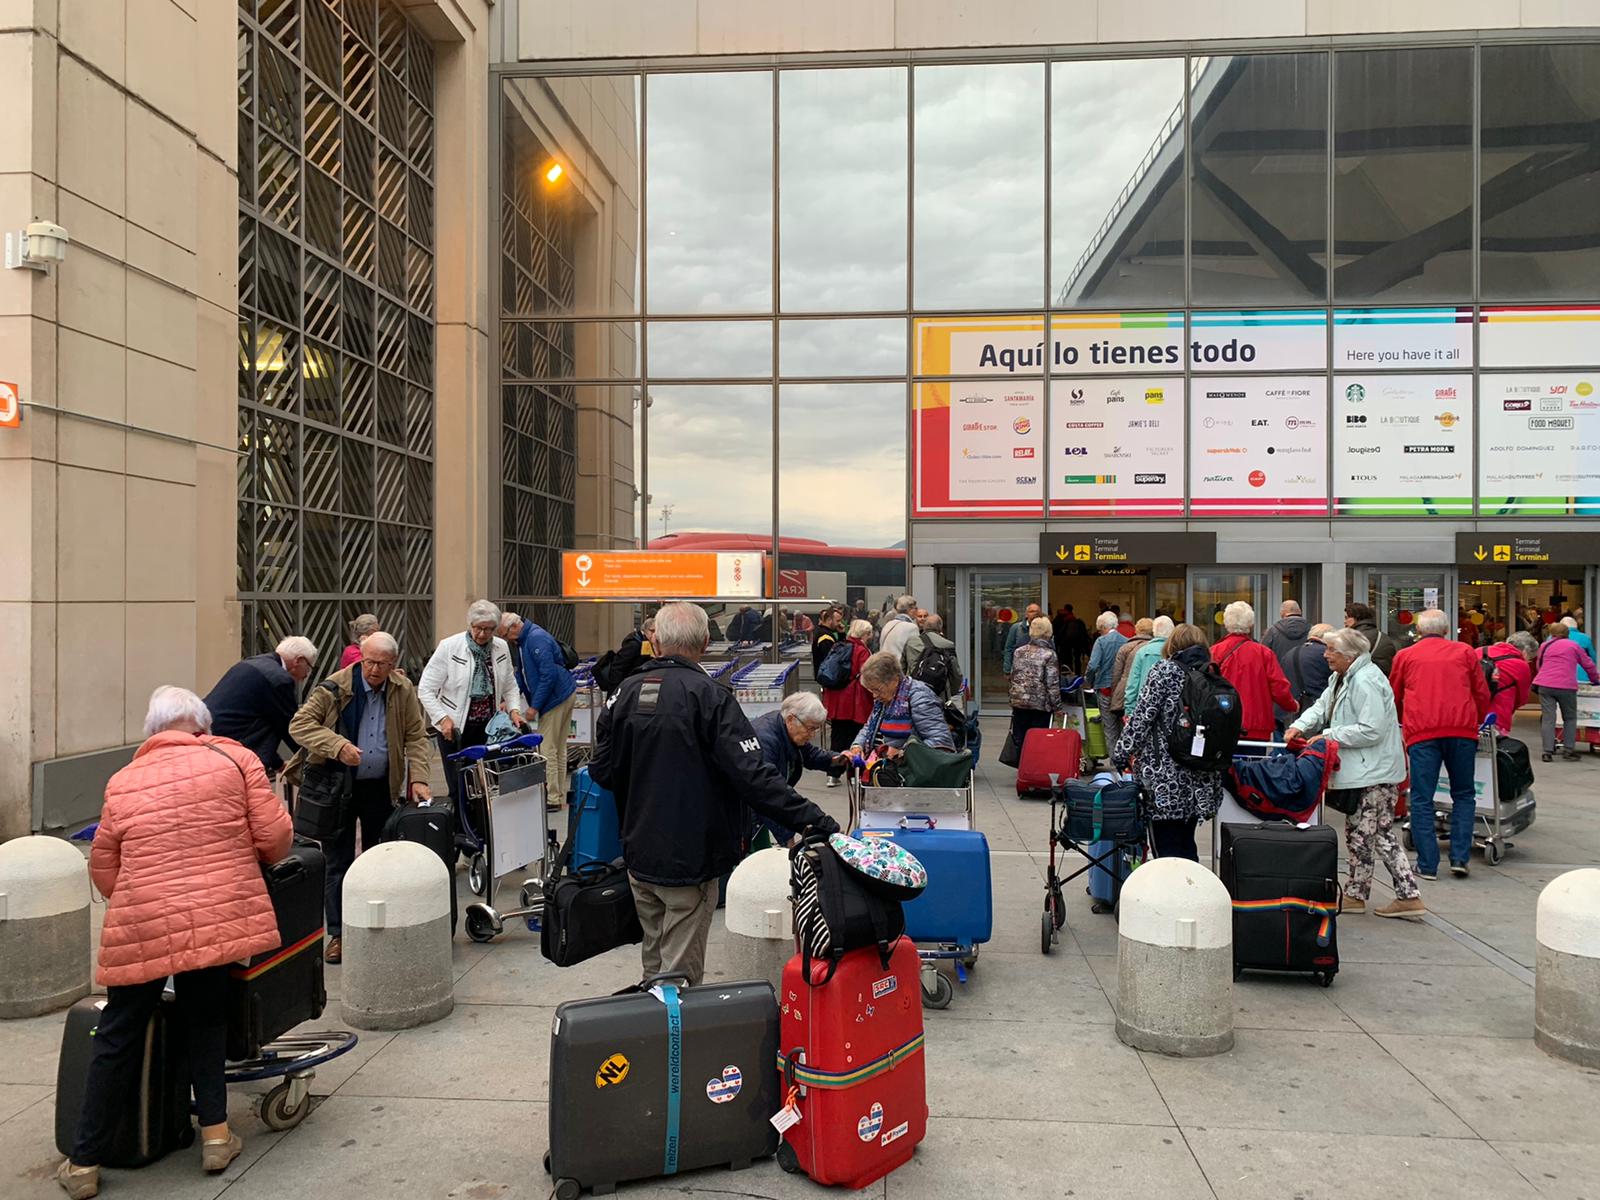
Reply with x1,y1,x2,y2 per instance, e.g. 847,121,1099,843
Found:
341,842,455,1031
721,848,793,993
1535,868,1600,1069
1115,858,1234,1057
0,837,92,1018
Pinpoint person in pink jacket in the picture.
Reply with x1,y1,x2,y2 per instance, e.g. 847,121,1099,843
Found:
1533,623,1597,762
58,687,292,1199
1482,632,1536,734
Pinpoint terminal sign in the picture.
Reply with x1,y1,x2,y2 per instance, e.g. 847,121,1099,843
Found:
560,551,766,599
1453,532,1600,567
1038,532,1216,566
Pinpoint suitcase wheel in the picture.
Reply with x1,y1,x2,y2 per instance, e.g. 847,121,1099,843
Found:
553,1180,582,1200
542,1151,551,1176
1317,971,1334,989
260,1081,311,1132
921,971,953,1010
776,1142,801,1175
464,904,504,944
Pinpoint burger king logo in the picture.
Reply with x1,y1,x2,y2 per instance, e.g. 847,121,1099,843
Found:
1012,416,1031,435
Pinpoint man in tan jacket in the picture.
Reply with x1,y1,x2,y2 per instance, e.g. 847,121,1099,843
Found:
288,631,432,961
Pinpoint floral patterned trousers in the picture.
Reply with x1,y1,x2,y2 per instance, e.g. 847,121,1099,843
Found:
1345,782,1421,901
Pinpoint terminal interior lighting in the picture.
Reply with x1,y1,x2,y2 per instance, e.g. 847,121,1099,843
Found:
544,162,564,184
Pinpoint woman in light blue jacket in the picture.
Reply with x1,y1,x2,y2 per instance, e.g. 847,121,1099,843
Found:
1287,627,1424,920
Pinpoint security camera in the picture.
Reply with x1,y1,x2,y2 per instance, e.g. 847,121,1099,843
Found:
5,221,70,271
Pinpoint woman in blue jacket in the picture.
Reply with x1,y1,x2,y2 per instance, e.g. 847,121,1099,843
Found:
850,652,955,758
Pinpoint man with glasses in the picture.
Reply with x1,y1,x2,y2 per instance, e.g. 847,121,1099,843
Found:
289,630,433,963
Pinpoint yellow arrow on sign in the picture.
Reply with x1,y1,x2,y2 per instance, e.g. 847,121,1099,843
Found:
1055,546,1068,561
1473,545,1487,561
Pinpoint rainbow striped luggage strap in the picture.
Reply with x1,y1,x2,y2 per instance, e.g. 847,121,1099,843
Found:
776,1031,925,1090
1231,896,1338,946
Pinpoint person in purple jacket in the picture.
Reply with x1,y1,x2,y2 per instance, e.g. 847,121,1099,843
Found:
1533,622,1597,762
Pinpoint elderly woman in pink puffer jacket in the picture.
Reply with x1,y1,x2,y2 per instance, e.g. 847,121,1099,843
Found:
58,687,291,1199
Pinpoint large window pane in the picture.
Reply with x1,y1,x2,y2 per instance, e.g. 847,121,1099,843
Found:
780,68,907,312
647,321,771,379
915,63,1045,310
1190,53,1328,304
1334,47,1473,301
646,72,772,314
500,76,641,316
1480,44,1600,301
780,384,907,609
780,319,906,377
646,385,772,540
1052,58,1185,308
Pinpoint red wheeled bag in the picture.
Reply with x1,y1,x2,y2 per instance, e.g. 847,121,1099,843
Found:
1016,727,1082,797
775,937,927,1189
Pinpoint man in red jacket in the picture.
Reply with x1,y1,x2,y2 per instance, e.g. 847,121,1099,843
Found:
1211,601,1297,741
1389,609,1492,880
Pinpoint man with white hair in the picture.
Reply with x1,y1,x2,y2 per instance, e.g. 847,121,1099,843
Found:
1210,601,1297,741
1389,609,1491,880
202,635,319,777
1003,603,1043,674
878,594,921,667
748,692,850,844
1084,610,1128,705
289,630,433,962
591,602,838,985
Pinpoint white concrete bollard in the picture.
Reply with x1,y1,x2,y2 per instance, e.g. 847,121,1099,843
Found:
341,842,454,1030
721,848,793,993
1535,867,1600,1069
1115,857,1234,1057
0,836,92,1019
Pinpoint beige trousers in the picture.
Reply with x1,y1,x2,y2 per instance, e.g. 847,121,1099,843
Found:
628,876,720,986
538,691,578,804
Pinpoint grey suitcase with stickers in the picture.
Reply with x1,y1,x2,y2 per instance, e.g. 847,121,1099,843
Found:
545,975,780,1197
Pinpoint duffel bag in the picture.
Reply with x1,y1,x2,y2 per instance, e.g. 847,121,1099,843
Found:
291,760,350,841
1496,735,1535,799
898,736,973,788
790,834,909,984
1061,778,1143,844
541,843,643,968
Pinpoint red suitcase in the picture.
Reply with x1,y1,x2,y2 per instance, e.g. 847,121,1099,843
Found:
776,937,927,1189
1016,727,1082,797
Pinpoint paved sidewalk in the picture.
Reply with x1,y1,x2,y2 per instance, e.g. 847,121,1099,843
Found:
4,720,1599,1199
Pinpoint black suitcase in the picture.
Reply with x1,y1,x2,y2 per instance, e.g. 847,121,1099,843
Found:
541,853,643,968
546,976,779,1196
55,994,195,1167
1496,735,1535,800
384,800,459,934
1219,822,1341,985
227,845,327,1060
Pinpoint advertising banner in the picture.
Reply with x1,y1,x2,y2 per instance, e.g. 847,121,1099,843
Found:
914,313,1185,376
1188,310,1328,372
1048,378,1184,516
1478,373,1600,516
1480,306,1600,368
1333,307,1474,369
1189,376,1328,516
1332,374,1473,516
913,380,1046,518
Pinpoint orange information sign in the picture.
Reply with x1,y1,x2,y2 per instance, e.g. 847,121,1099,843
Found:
0,381,19,428
561,551,766,599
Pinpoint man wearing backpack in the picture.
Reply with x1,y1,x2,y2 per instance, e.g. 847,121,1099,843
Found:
811,603,846,678
501,611,579,808
1211,601,1298,741
905,612,963,702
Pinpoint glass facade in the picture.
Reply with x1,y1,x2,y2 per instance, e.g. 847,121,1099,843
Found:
238,0,437,674
496,39,1600,619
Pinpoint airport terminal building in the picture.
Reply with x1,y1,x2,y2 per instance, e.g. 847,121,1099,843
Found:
4,0,1599,831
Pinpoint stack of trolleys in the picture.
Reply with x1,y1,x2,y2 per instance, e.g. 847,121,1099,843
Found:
450,733,558,944
848,765,987,1011
732,660,799,720
700,659,737,686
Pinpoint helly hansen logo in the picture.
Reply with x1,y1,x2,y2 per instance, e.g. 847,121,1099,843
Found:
739,737,760,753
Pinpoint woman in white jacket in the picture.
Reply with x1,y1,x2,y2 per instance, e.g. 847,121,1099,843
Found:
1287,627,1423,920
418,600,527,807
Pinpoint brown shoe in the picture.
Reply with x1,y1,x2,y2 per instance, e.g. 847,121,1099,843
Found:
324,936,342,964
1375,897,1426,920
56,1160,99,1199
201,1131,243,1173
1342,896,1366,914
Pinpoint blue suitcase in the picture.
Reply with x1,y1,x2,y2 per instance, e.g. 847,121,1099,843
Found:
568,766,622,871
1084,771,1140,913
865,822,992,946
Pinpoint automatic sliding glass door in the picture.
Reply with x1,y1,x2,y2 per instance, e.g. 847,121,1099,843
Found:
971,572,1045,713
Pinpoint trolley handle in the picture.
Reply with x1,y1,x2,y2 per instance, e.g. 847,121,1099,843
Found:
448,732,543,764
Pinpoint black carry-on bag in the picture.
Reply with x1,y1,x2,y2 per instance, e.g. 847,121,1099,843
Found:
384,800,459,934
1219,822,1342,986
545,974,780,1198
226,845,328,1060
55,994,195,1167
541,838,644,967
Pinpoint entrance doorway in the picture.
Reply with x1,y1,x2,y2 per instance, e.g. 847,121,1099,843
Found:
1360,568,1456,651
1458,570,1588,644
1191,570,1269,646
970,572,1044,711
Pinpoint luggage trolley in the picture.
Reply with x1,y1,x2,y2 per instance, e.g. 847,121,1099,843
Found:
451,733,559,943
847,769,978,1010
1040,773,1146,952
1406,721,1536,865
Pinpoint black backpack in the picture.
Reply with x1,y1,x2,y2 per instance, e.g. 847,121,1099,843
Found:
789,834,907,983
555,636,580,670
1480,646,1507,696
909,631,958,698
816,639,854,690
1167,658,1243,771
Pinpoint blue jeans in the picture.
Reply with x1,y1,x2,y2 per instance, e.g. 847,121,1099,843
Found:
1407,736,1477,873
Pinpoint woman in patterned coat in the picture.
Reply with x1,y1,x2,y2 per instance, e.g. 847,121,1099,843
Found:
1110,623,1224,861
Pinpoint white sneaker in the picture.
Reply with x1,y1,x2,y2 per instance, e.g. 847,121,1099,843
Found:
826,777,839,789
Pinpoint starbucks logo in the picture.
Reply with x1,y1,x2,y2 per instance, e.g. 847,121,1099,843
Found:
1345,384,1366,403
